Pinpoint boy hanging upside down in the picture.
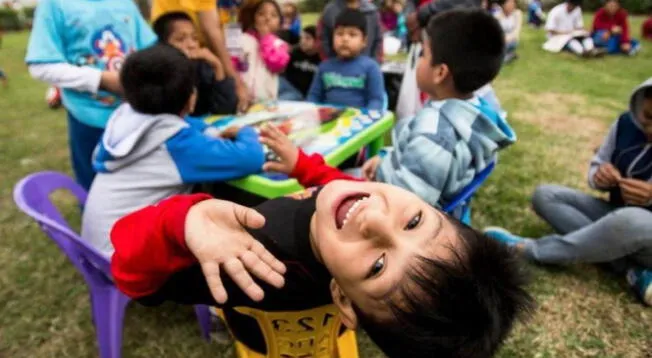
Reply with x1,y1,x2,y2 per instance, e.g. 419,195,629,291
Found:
112,166,534,356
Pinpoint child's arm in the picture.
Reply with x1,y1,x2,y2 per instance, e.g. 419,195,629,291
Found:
165,126,265,183
306,67,324,103
588,120,619,190
366,61,386,111
25,0,122,94
111,194,286,304
259,124,360,186
259,34,291,73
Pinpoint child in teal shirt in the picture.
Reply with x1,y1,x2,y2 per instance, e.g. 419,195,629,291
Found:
25,0,157,190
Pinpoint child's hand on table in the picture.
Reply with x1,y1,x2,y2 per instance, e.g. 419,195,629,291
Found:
185,199,287,304
220,125,241,139
259,124,299,174
362,155,382,181
619,178,652,207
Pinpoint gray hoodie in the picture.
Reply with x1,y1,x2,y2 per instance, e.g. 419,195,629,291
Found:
81,104,264,256
588,78,652,208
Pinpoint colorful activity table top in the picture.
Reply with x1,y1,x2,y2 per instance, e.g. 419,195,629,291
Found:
205,101,395,198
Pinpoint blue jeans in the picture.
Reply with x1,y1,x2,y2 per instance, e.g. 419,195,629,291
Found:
592,30,640,54
525,184,652,269
67,112,104,191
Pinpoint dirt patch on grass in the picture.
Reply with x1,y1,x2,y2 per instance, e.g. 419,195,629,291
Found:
516,92,608,143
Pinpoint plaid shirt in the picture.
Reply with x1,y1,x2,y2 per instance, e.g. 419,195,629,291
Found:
376,98,516,208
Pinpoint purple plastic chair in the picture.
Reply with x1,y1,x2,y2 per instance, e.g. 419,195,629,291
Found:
13,171,214,358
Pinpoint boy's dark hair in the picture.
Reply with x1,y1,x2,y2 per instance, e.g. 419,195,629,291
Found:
303,25,317,39
334,9,367,36
567,0,583,6
238,0,283,32
120,44,195,115
353,217,534,358
426,9,504,94
152,11,193,42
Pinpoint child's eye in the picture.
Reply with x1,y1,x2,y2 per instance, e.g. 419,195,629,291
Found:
367,254,386,278
404,211,422,230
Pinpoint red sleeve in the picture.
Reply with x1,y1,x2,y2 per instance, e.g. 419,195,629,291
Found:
618,10,630,44
290,149,362,187
110,194,212,299
592,9,608,33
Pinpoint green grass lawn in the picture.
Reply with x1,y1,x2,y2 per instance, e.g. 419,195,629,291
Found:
2,13,652,358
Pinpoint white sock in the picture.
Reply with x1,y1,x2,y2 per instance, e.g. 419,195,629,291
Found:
582,37,595,51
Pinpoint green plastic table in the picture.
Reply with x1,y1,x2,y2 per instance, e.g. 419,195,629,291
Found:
226,111,395,199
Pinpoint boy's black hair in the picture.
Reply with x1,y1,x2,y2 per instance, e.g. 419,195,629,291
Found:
567,0,583,6
303,25,317,39
353,217,535,358
426,9,504,94
152,11,193,42
334,9,367,36
120,44,195,116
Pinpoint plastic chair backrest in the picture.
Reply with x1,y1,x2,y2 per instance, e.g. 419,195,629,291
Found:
442,161,496,221
13,171,113,286
213,305,359,358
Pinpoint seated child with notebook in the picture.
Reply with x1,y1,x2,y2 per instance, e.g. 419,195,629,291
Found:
111,179,534,357
307,9,385,112
263,9,516,209
153,12,238,116
81,45,264,257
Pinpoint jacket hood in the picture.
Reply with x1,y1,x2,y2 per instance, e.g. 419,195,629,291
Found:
629,77,652,130
93,104,188,173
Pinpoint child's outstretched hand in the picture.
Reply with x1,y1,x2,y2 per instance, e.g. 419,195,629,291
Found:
185,199,287,304
361,155,382,181
259,124,299,174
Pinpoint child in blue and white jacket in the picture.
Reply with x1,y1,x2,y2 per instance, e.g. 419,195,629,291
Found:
363,9,516,208
82,45,264,257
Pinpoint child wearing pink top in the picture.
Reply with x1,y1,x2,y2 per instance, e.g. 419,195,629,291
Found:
237,0,290,102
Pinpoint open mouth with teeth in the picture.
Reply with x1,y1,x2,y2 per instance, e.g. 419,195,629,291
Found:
335,193,370,229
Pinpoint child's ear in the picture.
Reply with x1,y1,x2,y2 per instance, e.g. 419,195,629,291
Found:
330,279,358,329
431,63,449,85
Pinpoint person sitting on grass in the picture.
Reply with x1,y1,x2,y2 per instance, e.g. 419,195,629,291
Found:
527,0,546,28
307,9,385,112
591,0,640,56
153,12,238,116
543,0,605,58
81,45,264,257
484,78,652,306
111,180,534,357
494,0,523,63
275,9,515,211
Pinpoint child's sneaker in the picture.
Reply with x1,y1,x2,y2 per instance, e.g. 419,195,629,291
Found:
483,227,525,247
626,267,652,306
